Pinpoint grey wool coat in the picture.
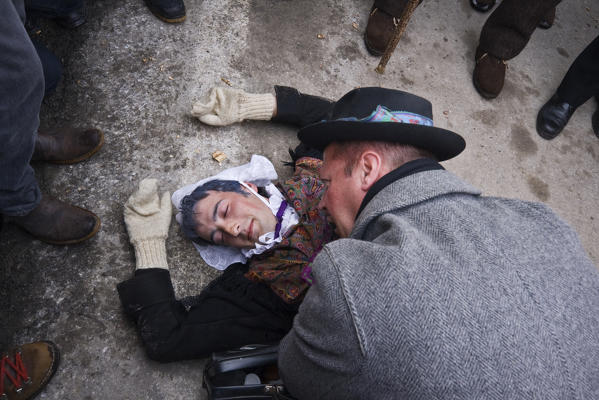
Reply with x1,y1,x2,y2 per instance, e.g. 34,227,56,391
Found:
279,167,599,400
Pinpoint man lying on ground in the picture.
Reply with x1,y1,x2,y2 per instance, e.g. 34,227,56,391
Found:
117,85,341,362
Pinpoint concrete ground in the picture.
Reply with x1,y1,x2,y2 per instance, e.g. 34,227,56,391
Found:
1,0,597,398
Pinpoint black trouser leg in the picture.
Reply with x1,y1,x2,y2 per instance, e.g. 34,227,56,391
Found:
557,35,599,109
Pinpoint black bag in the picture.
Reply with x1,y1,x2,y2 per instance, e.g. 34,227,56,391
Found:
203,343,295,400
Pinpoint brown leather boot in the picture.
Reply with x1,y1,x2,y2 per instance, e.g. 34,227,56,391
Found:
10,195,100,245
364,0,422,57
473,47,507,99
32,126,104,164
1,341,60,400
364,7,397,56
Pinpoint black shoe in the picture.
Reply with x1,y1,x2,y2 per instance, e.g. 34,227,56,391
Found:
536,94,576,140
143,0,186,23
538,7,556,30
55,7,86,28
470,0,496,13
26,5,86,29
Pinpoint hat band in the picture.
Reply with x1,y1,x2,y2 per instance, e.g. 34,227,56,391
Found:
334,105,434,127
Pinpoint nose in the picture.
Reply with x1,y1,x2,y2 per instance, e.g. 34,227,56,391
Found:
217,219,241,236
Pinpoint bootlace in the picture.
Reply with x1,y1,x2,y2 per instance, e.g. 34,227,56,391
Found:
0,350,31,397
477,52,507,66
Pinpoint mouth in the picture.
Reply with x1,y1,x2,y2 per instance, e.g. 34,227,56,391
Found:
247,220,254,242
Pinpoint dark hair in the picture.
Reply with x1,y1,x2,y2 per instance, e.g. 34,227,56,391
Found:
179,180,249,245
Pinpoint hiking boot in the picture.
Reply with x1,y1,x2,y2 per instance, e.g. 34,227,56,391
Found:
32,127,104,164
536,94,576,140
470,0,495,13
1,341,60,400
10,195,101,245
143,0,186,23
473,47,506,99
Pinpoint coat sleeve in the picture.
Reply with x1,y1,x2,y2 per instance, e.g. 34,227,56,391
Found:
278,247,365,399
272,85,335,128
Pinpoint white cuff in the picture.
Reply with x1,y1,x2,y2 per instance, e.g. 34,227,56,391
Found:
238,93,276,121
133,238,168,270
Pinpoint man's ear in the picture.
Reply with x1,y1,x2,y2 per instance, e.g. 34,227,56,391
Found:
358,151,382,191
242,182,258,192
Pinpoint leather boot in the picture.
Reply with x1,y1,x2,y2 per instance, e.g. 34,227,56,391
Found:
364,7,397,56
473,47,506,99
32,127,104,164
143,0,186,23
1,341,60,400
536,94,576,140
10,195,100,245
364,0,422,57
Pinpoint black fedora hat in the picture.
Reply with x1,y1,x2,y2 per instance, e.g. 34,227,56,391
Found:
297,87,465,161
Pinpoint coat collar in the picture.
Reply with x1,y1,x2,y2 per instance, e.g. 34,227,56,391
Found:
351,166,482,239
356,158,444,218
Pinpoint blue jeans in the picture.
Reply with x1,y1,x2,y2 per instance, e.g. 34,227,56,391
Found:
0,0,61,216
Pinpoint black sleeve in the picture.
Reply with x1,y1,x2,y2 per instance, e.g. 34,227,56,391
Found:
272,85,335,128
116,265,297,363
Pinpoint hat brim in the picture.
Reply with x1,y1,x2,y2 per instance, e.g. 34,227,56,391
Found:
298,121,465,161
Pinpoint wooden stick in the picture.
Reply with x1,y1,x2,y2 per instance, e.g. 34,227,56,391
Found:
375,0,420,75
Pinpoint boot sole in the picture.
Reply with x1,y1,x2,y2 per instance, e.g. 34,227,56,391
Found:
42,129,105,165
156,14,186,23
536,128,560,140
472,73,499,99
147,7,186,23
364,32,385,57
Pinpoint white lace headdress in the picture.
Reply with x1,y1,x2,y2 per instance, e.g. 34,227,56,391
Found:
171,155,298,270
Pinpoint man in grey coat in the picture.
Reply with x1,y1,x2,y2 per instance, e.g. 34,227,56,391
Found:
278,87,599,399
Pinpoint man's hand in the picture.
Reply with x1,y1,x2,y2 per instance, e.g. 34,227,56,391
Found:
124,179,172,269
191,87,276,126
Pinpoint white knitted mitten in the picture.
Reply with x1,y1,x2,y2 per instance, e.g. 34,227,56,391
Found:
191,87,276,126
124,179,172,269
